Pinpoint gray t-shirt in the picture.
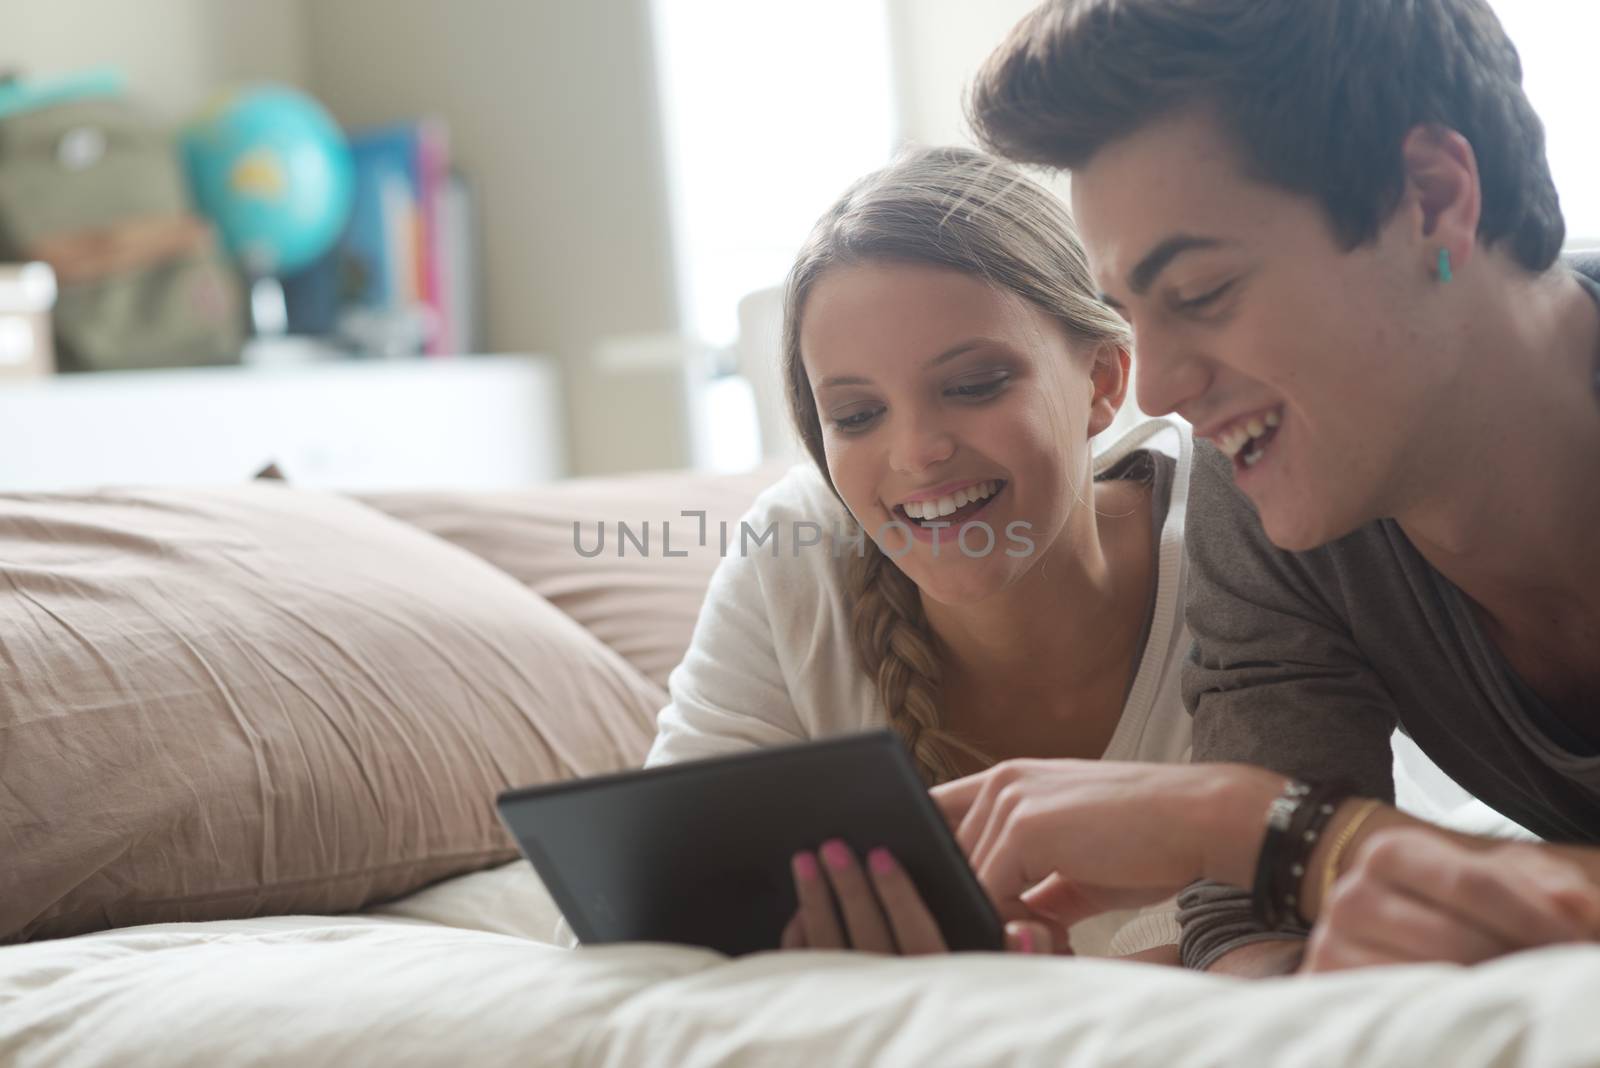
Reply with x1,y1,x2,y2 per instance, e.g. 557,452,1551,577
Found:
1177,261,1600,969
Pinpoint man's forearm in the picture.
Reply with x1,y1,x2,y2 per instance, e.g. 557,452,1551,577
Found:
1193,766,1600,929
1121,943,1182,966
1203,939,1305,977
1298,801,1600,922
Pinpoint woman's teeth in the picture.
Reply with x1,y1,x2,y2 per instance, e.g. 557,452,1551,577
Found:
1219,410,1282,465
902,480,1001,521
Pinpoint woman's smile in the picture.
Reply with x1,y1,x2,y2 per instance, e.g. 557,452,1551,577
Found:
891,479,1010,545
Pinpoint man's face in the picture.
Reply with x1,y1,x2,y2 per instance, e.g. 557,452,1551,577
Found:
1072,111,1440,550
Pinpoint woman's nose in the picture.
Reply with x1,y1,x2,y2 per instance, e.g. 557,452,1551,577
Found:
888,413,956,474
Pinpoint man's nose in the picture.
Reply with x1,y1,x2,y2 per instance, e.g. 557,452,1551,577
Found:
1131,322,1212,418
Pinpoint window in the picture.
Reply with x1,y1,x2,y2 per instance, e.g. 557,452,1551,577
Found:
648,0,897,348
648,1,897,469
1491,0,1600,244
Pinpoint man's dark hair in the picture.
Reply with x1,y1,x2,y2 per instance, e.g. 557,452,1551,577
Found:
969,0,1565,271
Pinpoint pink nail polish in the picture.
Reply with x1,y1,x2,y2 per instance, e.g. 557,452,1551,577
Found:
1018,926,1035,954
868,848,895,875
793,852,819,880
821,840,851,870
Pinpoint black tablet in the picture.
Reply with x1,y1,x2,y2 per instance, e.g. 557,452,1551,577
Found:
495,730,1003,956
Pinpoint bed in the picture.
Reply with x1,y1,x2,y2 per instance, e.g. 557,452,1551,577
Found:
4,861,1598,1067
2,465,1596,1067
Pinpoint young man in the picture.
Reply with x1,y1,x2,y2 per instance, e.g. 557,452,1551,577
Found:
930,0,1600,974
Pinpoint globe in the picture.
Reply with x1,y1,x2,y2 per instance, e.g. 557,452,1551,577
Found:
180,85,354,276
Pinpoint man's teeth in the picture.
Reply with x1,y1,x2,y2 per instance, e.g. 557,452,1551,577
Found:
1218,410,1282,460
903,480,1000,520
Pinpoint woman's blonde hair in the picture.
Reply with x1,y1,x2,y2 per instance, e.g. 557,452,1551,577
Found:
781,145,1130,784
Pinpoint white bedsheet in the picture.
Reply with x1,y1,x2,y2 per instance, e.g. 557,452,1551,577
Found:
2,861,1598,1068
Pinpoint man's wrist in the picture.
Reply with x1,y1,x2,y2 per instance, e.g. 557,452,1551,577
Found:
1296,799,1404,922
1203,938,1306,977
1192,764,1290,889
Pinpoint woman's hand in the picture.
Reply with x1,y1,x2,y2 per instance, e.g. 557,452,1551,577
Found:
931,759,1283,930
778,839,1059,955
1302,828,1600,972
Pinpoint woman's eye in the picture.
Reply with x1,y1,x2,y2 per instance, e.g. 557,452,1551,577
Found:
831,406,884,432
946,374,1009,399
1177,279,1235,311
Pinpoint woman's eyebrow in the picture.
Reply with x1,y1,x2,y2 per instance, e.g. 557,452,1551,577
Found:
925,338,992,368
816,338,998,390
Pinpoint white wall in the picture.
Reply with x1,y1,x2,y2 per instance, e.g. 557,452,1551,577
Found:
300,0,686,476
2,0,1063,477
1,0,307,124
885,0,1074,204
0,0,1067,477
888,0,1600,244
6,0,687,477
887,0,1041,148
1487,0,1600,243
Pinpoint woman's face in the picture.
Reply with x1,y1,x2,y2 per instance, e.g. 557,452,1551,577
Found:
800,261,1124,606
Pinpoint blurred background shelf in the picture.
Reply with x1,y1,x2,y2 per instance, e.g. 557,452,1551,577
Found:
0,354,564,491
4,0,1594,481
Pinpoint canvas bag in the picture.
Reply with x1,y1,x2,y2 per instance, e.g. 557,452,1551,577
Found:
0,90,242,371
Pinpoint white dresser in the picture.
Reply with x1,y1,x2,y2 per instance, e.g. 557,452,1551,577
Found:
0,354,566,491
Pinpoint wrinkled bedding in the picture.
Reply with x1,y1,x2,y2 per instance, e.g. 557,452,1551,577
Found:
2,861,1597,1068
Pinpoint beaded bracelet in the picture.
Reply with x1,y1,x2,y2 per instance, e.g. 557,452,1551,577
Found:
1318,798,1384,909
1251,779,1347,930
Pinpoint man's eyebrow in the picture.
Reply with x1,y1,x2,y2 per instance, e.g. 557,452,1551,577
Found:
815,338,992,389
1099,235,1227,307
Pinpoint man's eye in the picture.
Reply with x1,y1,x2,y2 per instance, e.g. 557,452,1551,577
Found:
832,406,884,432
1178,280,1235,311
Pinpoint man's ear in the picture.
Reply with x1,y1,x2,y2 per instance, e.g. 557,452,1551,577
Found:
1398,124,1482,275
1087,344,1132,438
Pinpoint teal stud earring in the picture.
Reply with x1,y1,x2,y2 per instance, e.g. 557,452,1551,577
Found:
1437,247,1453,283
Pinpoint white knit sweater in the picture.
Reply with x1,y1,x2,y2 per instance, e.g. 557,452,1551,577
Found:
646,416,1196,957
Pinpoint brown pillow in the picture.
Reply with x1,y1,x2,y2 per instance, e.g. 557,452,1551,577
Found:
0,484,665,943
361,464,786,690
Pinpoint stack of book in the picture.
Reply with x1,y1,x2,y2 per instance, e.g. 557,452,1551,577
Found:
285,118,479,357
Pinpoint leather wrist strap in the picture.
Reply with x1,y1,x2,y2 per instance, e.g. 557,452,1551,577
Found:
1251,779,1346,930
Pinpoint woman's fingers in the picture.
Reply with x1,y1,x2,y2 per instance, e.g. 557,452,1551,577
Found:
779,910,806,950
1004,919,1060,955
792,851,845,949
792,844,947,955
864,848,945,954
818,840,897,953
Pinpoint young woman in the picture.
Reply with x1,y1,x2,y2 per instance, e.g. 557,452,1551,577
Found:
647,146,1195,959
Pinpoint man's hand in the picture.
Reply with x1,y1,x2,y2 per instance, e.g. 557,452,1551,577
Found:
1302,828,1600,972
931,759,1283,930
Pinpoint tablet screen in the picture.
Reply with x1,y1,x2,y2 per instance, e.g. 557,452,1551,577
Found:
496,730,1004,955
